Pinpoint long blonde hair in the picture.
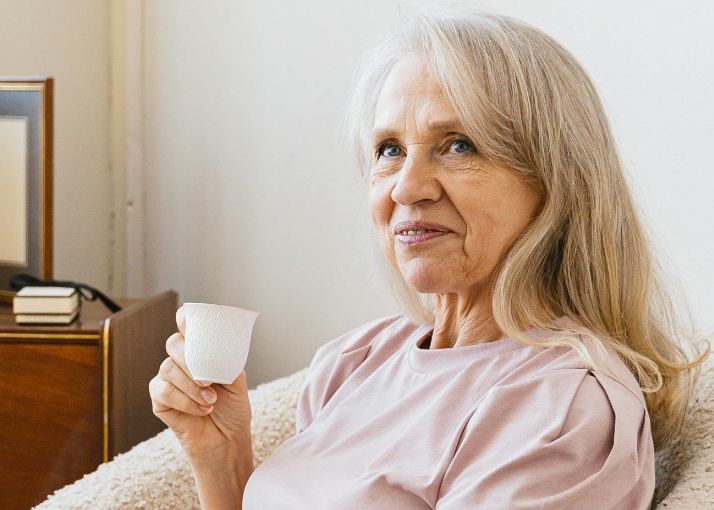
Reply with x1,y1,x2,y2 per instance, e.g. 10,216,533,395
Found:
346,7,708,450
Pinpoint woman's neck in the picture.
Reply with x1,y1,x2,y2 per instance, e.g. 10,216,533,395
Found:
431,293,503,348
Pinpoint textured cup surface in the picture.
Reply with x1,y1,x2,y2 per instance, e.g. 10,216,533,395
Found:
183,303,259,384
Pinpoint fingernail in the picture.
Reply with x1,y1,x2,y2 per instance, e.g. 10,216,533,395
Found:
199,404,213,414
200,389,217,404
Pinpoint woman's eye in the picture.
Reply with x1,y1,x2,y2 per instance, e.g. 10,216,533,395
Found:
450,139,475,154
378,143,403,158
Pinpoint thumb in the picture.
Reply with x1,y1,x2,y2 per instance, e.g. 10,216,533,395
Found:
222,370,249,395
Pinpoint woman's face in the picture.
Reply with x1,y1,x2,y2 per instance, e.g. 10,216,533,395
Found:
369,55,542,301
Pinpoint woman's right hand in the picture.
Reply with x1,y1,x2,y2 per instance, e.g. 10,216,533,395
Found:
149,307,254,462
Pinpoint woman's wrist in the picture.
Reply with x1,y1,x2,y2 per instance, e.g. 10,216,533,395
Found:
189,443,255,509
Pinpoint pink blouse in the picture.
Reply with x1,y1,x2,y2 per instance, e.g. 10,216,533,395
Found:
243,315,655,509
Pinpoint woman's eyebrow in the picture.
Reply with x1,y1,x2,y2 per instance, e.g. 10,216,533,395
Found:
371,121,464,142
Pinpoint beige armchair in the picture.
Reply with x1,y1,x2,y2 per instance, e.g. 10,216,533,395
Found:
36,352,713,509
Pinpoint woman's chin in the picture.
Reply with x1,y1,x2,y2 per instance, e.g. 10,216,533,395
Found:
400,272,445,294
393,259,457,294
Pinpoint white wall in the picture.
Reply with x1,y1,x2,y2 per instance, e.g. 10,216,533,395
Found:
141,0,714,386
0,0,111,290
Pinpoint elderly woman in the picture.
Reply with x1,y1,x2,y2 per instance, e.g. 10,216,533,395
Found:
149,8,706,509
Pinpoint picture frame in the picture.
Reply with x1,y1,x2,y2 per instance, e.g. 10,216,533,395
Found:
0,77,53,303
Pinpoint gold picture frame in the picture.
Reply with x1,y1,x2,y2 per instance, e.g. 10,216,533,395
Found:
0,77,53,303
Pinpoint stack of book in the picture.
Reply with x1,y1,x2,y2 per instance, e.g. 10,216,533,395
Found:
13,286,81,324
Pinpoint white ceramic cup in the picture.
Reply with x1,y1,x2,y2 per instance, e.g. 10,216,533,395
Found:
183,303,259,385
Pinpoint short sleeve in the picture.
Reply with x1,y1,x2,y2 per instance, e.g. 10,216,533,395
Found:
436,370,655,510
296,315,406,433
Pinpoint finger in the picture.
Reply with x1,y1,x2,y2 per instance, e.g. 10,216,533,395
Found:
176,306,186,335
166,332,189,375
159,357,218,407
150,373,214,417
165,331,212,388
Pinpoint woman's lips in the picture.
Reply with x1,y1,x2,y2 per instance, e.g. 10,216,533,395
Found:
393,221,452,246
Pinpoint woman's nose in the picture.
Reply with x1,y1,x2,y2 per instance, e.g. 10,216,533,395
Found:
390,155,443,206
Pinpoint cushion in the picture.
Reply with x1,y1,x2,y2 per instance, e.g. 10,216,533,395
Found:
653,346,714,509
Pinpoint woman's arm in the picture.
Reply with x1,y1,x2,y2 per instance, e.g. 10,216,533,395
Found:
436,371,655,509
149,308,256,508
190,447,255,509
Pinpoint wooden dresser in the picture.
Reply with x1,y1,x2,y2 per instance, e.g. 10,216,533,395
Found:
0,290,178,510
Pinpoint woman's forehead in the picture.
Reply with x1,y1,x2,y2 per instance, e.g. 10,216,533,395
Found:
378,55,439,103
373,56,461,139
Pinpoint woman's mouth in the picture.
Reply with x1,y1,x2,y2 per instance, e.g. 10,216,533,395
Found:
393,221,451,246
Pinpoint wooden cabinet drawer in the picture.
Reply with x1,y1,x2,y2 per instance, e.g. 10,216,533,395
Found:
0,343,103,508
